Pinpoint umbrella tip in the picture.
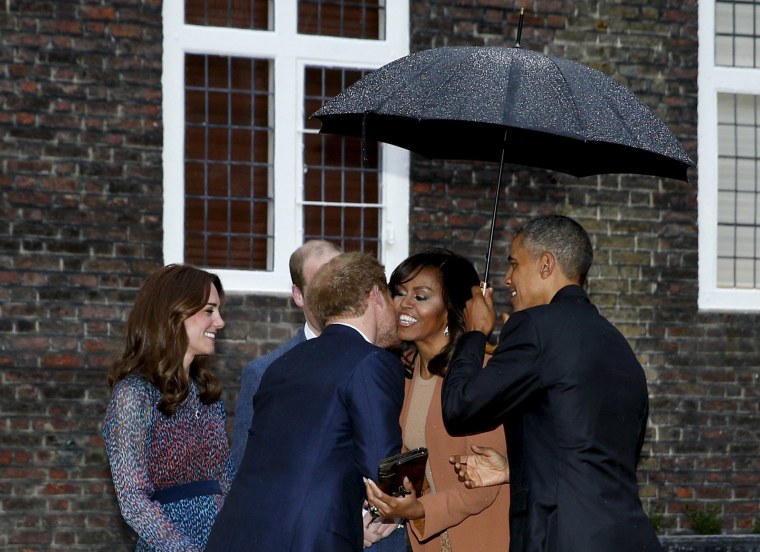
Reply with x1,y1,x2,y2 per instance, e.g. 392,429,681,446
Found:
514,7,525,48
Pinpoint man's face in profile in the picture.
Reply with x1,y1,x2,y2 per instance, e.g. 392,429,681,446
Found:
504,234,545,312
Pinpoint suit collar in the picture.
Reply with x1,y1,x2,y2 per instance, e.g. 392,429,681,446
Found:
323,322,369,342
550,284,590,304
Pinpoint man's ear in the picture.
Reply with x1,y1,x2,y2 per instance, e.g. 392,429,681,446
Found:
371,285,386,308
539,252,556,280
292,284,305,308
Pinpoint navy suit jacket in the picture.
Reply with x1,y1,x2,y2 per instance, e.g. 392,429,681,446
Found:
230,329,306,471
442,285,661,552
207,324,404,552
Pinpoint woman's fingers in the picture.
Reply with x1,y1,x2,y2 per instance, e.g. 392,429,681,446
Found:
364,477,391,516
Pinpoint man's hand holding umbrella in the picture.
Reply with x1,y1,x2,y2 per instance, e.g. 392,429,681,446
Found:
465,284,497,337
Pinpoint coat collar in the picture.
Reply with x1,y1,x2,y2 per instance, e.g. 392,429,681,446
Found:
322,322,368,341
549,284,590,304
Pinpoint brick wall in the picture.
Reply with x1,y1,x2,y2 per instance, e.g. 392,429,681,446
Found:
0,1,293,549
1,2,159,549
0,1,757,549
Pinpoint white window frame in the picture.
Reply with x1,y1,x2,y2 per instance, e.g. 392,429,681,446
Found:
698,0,760,310
162,1,410,293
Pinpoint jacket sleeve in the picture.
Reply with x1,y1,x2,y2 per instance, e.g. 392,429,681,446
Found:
410,425,508,540
442,311,542,436
347,348,405,477
230,360,262,472
220,402,235,497
102,380,202,552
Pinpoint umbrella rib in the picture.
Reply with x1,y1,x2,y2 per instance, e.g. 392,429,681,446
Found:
394,48,481,119
543,55,589,139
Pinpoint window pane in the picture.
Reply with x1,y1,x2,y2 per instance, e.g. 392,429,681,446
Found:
298,0,385,39
185,54,274,270
718,190,736,223
185,0,272,30
737,192,756,223
735,258,755,286
716,92,760,288
303,66,382,255
715,0,760,67
304,205,381,253
735,2,755,35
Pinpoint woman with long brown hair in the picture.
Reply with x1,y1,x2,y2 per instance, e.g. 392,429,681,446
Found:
103,264,231,551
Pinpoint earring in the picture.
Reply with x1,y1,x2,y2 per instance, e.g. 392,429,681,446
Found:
444,326,449,337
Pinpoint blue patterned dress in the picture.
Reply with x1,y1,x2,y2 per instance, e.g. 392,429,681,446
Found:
103,375,233,551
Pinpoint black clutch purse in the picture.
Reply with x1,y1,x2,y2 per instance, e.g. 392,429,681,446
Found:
377,447,428,497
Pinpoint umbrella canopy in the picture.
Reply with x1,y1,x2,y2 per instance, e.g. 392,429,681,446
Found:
312,43,695,282
312,46,694,181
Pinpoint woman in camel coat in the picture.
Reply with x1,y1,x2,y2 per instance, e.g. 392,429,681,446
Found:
366,249,509,552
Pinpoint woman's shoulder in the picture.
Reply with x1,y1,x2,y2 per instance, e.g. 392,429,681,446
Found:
104,375,160,432
111,374,160,403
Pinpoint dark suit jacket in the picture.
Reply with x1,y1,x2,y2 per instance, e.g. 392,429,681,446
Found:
207,324,404,552
230,329,306,471
442,285,661,552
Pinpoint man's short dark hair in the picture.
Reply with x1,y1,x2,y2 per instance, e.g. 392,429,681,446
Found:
516,215,593,285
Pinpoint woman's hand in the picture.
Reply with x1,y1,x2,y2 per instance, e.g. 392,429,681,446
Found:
449,444,509,488
364,477,425,520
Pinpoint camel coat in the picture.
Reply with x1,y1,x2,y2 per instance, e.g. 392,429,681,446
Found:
401,373,510,552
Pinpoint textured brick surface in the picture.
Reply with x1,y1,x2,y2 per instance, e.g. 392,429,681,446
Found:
1,1,757,549
0,1,289,549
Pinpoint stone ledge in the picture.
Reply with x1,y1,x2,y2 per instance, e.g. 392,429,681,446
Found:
660,535,760,551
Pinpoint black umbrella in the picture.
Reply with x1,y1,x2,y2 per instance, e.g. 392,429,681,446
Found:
312,26,694,281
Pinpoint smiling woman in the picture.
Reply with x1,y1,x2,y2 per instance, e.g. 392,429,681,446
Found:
374,249,510,552
183,283,225,369
102,264,233,551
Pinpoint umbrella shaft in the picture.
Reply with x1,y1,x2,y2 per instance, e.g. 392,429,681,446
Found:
484,139,508,284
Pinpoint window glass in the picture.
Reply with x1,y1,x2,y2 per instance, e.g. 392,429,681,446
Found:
184,54,274,270
715,0,760,67
298,0,384,39
186,0,272,30
303,66,381,254
716,93,760,288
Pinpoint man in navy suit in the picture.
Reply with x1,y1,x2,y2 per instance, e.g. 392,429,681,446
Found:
230,239,341,470
442,215,661,551
208,252,405,552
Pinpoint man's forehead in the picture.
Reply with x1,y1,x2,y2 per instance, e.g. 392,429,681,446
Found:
508,234,525,256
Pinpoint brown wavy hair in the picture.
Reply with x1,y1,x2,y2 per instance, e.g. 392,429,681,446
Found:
108,264,224,415
305,251,389,330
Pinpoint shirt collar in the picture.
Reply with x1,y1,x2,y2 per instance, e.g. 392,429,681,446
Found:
304,322,318,340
